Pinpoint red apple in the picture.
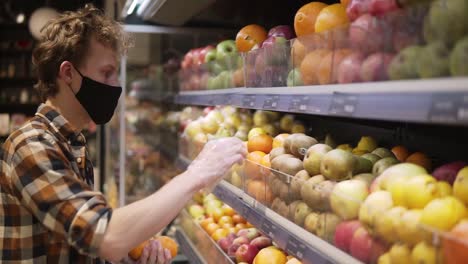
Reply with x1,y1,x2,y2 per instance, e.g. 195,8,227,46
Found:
249,236,272,250
360,52,394,82
350,227,373,262
236,244,260,264
350,227,388,263
218,233,237,253
369,0,399,16
203,106,215,116
335,220,363,253
237,228,260,241
347,0,372,22
349,14,389,54
433,161,468,185
267,25,295,39
337,52,365,84
228,236,249,256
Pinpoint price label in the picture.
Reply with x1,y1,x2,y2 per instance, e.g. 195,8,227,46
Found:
288,95,310,112
242,95,257,108
263,94,280,110
286,236,307,260
222,94,233,105
242,205,263,226
261,219,289,247
329,93,359,116
428,93,468,124
206,95,216,105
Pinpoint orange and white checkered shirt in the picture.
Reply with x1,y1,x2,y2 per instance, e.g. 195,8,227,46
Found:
0,104,111,263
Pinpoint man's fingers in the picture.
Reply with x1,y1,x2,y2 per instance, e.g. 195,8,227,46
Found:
164,249,172,264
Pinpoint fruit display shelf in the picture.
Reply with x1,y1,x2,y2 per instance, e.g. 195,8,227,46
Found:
175,228,206,264
176,155,361,264
174,77,468,126
177,209,235,264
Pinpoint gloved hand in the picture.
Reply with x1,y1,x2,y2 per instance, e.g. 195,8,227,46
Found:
188,137,247,190
123,240,172,264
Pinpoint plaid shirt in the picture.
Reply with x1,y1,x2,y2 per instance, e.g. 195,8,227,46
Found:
0,104,112,263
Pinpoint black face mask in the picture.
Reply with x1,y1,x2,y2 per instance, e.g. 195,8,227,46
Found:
72,67,122,125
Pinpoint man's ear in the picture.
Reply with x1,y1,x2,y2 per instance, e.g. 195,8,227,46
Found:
58,61,75,86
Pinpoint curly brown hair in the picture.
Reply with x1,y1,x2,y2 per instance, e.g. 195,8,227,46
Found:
32,4,132,101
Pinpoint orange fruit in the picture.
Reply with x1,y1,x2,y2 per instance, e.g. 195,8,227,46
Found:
260,154,271,170
129,240,148,260
245,151,267,180
221,223,234,229
247,180,273,204
315,4,349,33
211,228,229,242
205,223,220,236
300,49,331,85
211,207,224,222
254,246,288,264
294,2,328,37
233,214,247,224
129,236,179,260
222,204,235,217
406,152,432,172
218,215,234,226
156,236,178,258
246,222,254,228
235,223,247,232
317,49,352,85
273,133,290,148
443,220,468,264
291,39,307,67
200,217,215,230
248,134,273,153
236,24,268,52
392,145,410,162
341,0,351,7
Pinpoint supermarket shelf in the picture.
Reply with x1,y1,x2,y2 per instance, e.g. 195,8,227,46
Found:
176,155,361,264
124,24,236,36
0,103,38,115
174,78,468,126
213,181,361,264
175,228,206,264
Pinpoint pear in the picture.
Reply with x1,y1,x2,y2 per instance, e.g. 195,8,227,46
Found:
289,134,318,158
375,206,406,243
395,209,427,246
316,213,342,243
372,148,396,159
450,36,468,76
404,174,438,209
280,114,294,132
421,196,467,231
359,191,394,232
269,147,287,162
293,202,312,226
303,144,333,176
320,149,357,181
356,136,378,152
290,170,311,201
372,157,399,176
361,153,381,165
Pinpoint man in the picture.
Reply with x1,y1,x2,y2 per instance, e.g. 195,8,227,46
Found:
0,4,246,264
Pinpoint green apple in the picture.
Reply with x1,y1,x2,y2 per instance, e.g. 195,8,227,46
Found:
287,68,303,87
450,36,468,76
204,49,217,63
417,41,450,78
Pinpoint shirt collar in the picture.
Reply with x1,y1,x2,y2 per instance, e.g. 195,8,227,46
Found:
35,103,86,145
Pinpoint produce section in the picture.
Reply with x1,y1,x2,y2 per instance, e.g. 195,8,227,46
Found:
169,106,468,264
112,0,468,263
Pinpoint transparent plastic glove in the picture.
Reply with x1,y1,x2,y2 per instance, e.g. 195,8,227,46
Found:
188,137,247,192
122,240,172,264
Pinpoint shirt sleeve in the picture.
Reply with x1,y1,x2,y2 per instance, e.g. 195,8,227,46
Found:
9,132,112,258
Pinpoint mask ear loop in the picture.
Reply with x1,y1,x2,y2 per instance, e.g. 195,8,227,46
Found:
69,65,84,95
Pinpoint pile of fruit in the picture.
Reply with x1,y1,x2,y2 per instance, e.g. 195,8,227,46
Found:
241,130,468,263
188,193,301,264
178,0,467,90
178,106,468,263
